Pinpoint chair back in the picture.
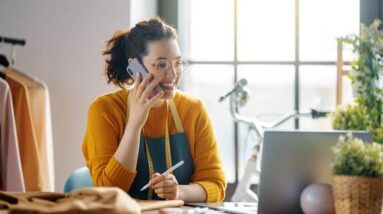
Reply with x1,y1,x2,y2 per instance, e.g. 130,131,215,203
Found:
63,167,93,193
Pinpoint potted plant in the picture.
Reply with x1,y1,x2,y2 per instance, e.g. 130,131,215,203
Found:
332,133,383,213
332,19,383,143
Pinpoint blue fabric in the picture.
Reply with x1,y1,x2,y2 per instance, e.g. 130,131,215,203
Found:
128,132,194,200
63,167,93,193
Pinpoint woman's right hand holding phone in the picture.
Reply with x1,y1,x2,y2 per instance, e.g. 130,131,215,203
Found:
115,73,163,172
128,73,164,130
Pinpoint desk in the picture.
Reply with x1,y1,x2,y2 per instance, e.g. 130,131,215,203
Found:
143,206,223,214
142,202,257,214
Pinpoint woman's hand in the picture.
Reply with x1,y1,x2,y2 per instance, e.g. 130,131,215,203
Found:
150,173,180,200
128,73,164,129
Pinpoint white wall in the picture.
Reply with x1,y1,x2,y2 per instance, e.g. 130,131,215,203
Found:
0,0,131,191
130,0,158,27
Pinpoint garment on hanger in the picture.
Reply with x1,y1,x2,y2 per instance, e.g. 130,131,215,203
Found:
0,54,9,80
5,69,45,191
5,67,54,191
0,54,9,68
0,72,5,80
0,78,25,191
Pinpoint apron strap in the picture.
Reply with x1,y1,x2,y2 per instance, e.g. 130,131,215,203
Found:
164,100,173,170
169,100,184,132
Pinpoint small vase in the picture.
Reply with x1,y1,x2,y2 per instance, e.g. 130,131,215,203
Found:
300,183,335,214
332,175,383,214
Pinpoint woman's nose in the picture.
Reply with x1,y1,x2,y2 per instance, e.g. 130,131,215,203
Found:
165,65,177,79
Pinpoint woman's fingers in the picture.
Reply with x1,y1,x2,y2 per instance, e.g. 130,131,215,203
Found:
146,90,164,107
149,173,167,186
141,79,160,99
150,174,177,188
133,73,141,95
135,73,152,98
152,179,177,190
150,174,178,200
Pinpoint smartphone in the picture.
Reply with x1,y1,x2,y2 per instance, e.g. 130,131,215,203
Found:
126,58,163,98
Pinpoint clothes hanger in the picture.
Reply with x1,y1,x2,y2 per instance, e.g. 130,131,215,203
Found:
0,37,8,79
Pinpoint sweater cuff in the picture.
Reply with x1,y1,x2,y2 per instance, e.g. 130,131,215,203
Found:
194,181,221,203
105,156,137,191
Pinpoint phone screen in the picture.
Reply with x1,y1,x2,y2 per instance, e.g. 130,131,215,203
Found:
126,58,163,98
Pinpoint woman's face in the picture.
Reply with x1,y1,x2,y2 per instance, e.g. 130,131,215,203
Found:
142,39,183,99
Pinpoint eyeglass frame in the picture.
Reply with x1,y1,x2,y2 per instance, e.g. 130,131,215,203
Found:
147,58,188,75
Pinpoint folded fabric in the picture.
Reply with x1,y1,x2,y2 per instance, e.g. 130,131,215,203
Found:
0,187,140,214
136,199,184,211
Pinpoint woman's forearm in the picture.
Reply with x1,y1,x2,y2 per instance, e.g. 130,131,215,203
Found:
114,122,141,172
179,184,207,202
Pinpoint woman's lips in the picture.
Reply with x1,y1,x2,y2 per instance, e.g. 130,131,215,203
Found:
159,82,175,90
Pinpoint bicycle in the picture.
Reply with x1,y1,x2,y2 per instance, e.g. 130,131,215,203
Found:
219,78,329,202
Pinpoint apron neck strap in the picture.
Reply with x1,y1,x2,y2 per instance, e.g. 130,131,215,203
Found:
169,100,184,133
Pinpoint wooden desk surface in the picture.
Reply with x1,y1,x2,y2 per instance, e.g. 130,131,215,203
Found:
143,206,224,214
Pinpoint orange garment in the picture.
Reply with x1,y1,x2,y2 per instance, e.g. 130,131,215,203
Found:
5,68,54,191
5,73,44,191
0,78,25,191
82,89,227,202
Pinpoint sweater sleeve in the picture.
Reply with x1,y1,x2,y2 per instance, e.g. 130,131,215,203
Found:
192,100,227,203
82,97,136,191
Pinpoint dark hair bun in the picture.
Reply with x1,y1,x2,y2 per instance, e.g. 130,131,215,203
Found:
103,17,177,88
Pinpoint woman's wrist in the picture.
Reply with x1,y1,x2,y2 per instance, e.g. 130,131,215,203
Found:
125,119,143,133
178,185,186,201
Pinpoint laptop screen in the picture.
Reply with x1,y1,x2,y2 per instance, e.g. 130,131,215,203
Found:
257,130,372,213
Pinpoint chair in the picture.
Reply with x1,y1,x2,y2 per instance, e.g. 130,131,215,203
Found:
63,167,93,193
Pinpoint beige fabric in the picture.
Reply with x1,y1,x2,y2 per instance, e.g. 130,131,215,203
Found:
5,73,44,191
136,199,184,211
0,187,140,214
5,67,54,191
0,78,25,191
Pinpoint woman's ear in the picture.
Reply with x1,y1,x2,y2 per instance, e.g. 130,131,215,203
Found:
128,58,133,64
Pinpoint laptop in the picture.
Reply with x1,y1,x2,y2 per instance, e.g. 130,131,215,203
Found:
257,130,372,214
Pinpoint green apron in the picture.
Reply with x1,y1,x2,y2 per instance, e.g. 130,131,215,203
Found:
126,94,194,200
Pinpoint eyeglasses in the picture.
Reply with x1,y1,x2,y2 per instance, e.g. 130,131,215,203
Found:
151,58,188,74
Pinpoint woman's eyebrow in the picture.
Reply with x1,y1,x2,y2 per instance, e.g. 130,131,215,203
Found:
154,56,182,60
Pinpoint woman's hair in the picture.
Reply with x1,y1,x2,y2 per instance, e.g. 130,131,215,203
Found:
103,17,178,88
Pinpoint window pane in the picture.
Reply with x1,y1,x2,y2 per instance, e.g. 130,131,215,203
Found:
237,65,295,120
300,0,359,61
237,0,295,61
183,64,236,182
237,65,295,178
190,0,234,61
299,66,336,130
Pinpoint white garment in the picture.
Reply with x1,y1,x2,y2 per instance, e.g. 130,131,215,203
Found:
43,81,55,191
0,78,25,191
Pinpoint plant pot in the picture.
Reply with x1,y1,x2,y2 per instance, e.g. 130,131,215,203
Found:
332,175,383,214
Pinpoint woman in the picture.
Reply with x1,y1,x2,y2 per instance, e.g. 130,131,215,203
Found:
82,17,226,203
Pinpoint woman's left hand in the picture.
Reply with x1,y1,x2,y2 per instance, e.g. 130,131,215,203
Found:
150,173,180,200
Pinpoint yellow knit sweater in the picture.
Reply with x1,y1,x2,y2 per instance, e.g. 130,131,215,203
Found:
82,89,226,202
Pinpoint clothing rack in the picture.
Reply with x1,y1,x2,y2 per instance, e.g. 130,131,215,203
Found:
0,36,26,46
0,36,26,65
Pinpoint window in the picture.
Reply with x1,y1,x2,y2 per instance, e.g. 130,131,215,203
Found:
181,0,359,183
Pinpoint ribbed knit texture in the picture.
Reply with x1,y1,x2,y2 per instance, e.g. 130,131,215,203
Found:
82,89,226,202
